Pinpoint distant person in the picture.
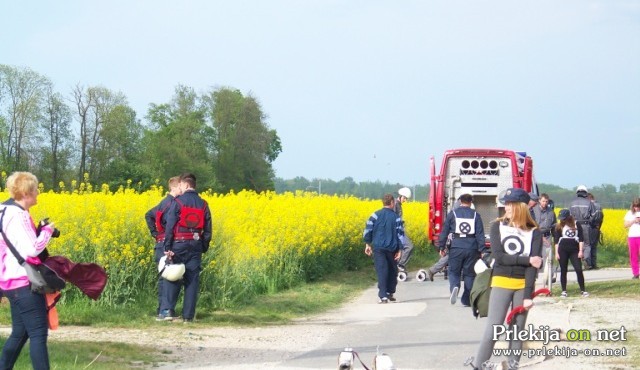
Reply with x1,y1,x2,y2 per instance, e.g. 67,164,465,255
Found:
428,233,451,281
587,193,604,269
363,194,404,303
145,176,182,317
569,185,596,269
553,209,588,297
527,192,539,219
531,193,557,280
437,194,486,307
428,199,473,281
623,198,640,279
395,187,414,273
472,188,543,370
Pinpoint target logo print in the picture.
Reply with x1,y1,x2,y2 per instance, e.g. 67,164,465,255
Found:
502,235,525,255
459,222,472,234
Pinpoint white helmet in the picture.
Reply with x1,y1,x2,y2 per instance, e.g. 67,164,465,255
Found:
398,187,412,199
576,185,588,193
158,256,186,282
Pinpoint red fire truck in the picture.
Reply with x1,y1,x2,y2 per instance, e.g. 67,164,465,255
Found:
428,148,537,247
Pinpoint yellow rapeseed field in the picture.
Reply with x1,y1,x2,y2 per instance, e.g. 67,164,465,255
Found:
2,183,630,308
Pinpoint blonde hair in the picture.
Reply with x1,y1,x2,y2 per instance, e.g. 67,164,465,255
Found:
168,176,180,188
6,172,39,201
498,201,538,231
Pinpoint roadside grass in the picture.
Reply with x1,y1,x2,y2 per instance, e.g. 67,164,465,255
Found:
0,265,384,368
0,338,159,369
550,277,640,298
596,247,631,268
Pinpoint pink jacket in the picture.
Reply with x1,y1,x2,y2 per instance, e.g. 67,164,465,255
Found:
0,204,54,291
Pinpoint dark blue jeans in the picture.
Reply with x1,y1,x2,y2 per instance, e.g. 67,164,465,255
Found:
447,248,478,306
373,249,398,299
161,242,203,320
0,286,50,370
154,244,165,314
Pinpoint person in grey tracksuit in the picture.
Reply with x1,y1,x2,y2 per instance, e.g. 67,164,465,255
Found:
531,193,557,277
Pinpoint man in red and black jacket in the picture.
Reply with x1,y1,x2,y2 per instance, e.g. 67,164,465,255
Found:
160,173,212,322
144,176,182,317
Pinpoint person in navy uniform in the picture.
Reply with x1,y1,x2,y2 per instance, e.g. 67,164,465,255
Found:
569,185,596,269
437,194,486,307
159,173,212,322
145,176,182,317
363,194,405,303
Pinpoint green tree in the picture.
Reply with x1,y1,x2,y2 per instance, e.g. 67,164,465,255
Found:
35,84,74,190
98,105,152,189
144,85,216,189
204,87,281,192
0,65,49,172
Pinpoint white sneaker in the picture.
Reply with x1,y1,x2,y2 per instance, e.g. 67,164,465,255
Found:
378,297,389,304
560,291,567,298
450,286,459,304
582,291,589,297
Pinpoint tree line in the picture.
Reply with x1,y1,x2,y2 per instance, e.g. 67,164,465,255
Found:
275,177,640,209
0,64,281,192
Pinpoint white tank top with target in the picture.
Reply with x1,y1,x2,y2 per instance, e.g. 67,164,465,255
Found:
454,211,476,237
499,224,533,256
558,225,579,243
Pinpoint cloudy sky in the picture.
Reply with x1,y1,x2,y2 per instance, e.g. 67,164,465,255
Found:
3,1,639,190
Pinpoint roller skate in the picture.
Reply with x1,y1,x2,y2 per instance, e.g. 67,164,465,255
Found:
397,265,408,282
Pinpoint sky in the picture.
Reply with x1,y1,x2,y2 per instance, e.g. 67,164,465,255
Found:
2,1,639,190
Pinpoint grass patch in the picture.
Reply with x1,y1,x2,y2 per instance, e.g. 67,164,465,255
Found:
0,267,381,368
199,267,378,325
597,247,631,267
0,338,164,369
552,279,640,298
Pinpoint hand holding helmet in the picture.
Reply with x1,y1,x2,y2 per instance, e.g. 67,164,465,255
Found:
158,256,185,281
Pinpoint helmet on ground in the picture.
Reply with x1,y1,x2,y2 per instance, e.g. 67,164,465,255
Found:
398,187,412,199
158,256,186,282
576,185,588,193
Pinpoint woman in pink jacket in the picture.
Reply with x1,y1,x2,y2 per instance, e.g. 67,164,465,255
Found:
624,198,640,279
0,172,56,370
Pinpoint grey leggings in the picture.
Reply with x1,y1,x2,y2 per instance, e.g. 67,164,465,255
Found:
474,287,528,368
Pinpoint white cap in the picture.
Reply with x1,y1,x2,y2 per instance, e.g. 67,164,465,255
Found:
576,185,588,193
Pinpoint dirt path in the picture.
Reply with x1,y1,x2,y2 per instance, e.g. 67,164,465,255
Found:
2,269,637,369
7,297,624,369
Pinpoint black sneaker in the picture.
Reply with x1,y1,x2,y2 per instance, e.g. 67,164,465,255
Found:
387,294,397,302
427,270,435,282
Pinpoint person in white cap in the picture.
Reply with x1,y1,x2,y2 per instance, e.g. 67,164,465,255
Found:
395,187,414,272
569,185,597,269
